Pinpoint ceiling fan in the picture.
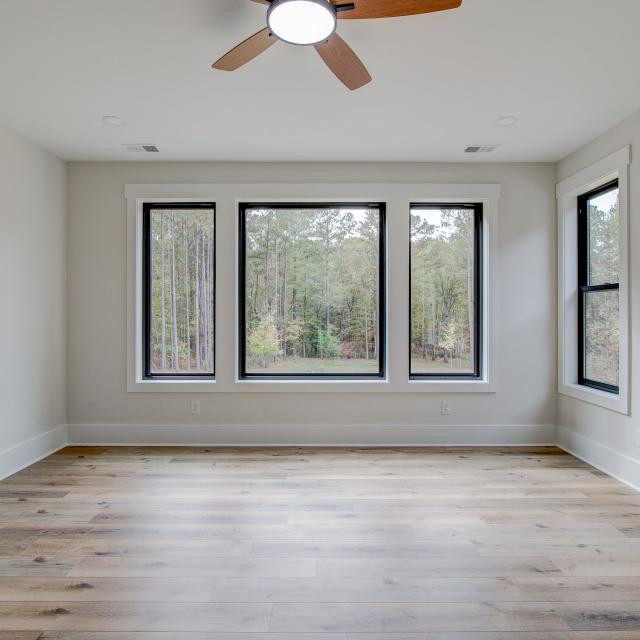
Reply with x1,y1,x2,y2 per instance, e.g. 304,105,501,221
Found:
212,0,462,90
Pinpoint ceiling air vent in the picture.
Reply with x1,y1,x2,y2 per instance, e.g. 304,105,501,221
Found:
124,144,160,153
464,145,499,154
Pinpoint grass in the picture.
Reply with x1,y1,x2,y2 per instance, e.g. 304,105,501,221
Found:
411,357,473,375
246,357,379,374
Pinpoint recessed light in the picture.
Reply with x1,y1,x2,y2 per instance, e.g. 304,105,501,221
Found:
495,116,518,128
101,115,126,127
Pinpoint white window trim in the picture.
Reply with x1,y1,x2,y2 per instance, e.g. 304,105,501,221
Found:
126,183,500,393
556,146,630,414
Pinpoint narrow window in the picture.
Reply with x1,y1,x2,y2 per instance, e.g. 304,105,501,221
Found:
410,204,482,378
239,203,385,378
143,203,215,379
578,181,619,393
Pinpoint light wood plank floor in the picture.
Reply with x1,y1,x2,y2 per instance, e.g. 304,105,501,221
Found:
1,446,640,639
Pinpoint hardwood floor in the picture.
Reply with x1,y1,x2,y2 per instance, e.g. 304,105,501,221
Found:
1,446,640,639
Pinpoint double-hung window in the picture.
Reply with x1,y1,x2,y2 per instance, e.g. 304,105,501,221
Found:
410,204,483,379
239,203,386,379
577,181,620,393
142,203,215,380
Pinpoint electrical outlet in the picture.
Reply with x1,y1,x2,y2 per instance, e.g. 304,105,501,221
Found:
190,400,201,416
441,400,452,416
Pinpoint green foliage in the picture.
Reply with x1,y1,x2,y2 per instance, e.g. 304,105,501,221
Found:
410,208,474,373
317,325,339,359
248,315,280,362
149,209,215,373
584,189,620,386
245,207,380,371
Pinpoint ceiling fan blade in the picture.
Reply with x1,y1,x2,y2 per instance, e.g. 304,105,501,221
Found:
338,0,461,19
315,33,371,90
212,28,276,71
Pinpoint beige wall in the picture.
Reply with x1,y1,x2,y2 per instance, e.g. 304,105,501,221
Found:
67,161,557,444
0,126,67,472
556,109,640,487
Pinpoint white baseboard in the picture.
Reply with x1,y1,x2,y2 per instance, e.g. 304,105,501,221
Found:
0,425,68,481
67,423,556,447
5,424,638,495
557,425,640,491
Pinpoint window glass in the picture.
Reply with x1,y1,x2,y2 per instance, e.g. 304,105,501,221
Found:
146,206,215,377
410,205,481,377
578,181,619,392
584,289,619,388
588,188,619,286
241,204,384,377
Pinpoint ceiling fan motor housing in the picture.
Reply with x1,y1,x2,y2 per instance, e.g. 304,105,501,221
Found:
267,0,337,46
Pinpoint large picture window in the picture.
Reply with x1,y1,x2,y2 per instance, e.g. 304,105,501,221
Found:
410,204,482,378
578,180,619,393
143,203,215,379
239,203,385,378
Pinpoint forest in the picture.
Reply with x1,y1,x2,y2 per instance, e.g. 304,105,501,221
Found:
583,187,619,387
410,207,477,375
243,206,381,374
145,199,617,383
148,208,215,375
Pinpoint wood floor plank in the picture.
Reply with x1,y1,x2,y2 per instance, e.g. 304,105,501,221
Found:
317,556,562,578
208,576,640,603
67,556,316,578
269,602,570,632
0,537,252,558
0,577,216,602
556,601,640,630
0,602,272,632
30,633,345,639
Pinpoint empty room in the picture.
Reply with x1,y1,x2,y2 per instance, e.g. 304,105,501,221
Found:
2,0,640,637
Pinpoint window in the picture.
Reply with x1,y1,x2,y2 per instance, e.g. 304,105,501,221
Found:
239,203,385,378
578,181,619,393
410,204,482,378
143,203,215,379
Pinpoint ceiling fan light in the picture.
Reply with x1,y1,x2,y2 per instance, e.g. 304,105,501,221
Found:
267,0,337,46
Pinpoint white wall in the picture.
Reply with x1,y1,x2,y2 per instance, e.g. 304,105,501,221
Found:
556,109,640,489
0,126,67,476
67,161,557,445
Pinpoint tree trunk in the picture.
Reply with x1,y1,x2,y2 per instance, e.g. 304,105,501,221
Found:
169,214,179,370
207,232,214,368
194,230,201,369
160,212,167,370
183,219,190,370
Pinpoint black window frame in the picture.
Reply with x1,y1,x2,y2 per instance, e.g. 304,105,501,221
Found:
142,202,216,380
409,203,483,380
238,202,386,380
577,179,619,394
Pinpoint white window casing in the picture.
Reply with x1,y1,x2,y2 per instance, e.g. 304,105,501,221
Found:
126,182,500,393
556,146,630,414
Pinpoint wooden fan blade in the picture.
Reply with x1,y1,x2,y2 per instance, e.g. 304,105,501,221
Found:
315,33,371,90
212,28,276,71
338,0,461,19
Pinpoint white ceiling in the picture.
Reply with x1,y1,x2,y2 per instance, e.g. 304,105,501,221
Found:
1,0,639,162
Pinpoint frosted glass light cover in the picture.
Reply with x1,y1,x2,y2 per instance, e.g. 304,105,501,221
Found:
267,0,336,46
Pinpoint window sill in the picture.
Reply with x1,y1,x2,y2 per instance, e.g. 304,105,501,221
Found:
128,379,217,393
559,382,628,415
408,378,496,393
127,377,497,393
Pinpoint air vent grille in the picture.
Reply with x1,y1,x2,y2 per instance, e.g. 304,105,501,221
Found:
124,144,160,153
464,145,499,154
